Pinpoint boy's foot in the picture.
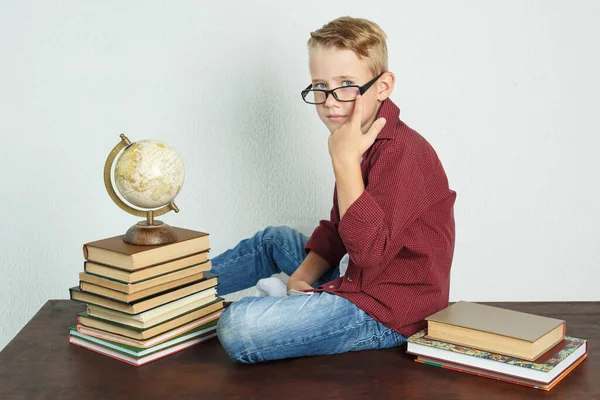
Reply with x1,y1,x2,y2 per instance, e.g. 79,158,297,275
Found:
256,277,287,297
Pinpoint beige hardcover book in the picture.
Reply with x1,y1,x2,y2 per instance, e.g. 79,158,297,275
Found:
80,270,207,300
78,300,224,340
87,290,217,329
69,273,218,314
76,310,222,348
84,252,210,283
83,227,210,271
426,301,566,361
87,288,216,322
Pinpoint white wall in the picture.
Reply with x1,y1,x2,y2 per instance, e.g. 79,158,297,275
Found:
1,1,598,351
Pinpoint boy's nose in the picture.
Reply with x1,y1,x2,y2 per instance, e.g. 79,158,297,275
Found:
324,93,340,108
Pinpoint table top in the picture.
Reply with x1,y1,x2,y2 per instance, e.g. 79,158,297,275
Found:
0,300,597,400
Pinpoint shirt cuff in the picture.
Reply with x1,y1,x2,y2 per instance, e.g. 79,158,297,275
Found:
304,226,347,267
338,190,385,255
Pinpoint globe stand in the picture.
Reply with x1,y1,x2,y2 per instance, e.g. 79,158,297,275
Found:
124,216,178,246
105,134,181,246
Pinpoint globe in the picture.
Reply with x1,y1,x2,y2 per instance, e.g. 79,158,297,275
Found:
113,139,185,209
104,134,184,245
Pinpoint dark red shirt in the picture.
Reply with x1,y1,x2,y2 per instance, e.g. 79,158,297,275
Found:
304,98,456,338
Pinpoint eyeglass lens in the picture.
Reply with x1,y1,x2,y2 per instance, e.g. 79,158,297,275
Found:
305,86,360,104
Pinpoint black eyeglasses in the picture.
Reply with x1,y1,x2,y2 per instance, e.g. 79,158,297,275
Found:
301,72,384,105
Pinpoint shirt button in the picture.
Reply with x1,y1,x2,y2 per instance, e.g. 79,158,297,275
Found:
347,277,352,281
328,285,334,288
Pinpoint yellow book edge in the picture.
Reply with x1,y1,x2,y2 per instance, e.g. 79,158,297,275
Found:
88,294,218,329
427,321,564,361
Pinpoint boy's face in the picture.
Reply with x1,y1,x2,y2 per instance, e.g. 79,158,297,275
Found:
308,45,392,134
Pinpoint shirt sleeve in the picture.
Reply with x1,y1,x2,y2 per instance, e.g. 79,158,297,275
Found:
337,143,429,270
304,189,347,268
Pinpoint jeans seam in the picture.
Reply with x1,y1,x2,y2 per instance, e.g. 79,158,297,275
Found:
217,237,303,275
263,237,305,271
235,305,368,361
350,327,397,350
216,247,263,268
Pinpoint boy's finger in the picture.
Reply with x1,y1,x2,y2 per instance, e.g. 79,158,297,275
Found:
367,117,386,139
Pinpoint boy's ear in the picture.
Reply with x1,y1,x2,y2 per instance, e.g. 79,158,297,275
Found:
377,72,395,101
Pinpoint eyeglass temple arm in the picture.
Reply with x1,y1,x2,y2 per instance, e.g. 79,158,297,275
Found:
301,83,313,99
359,72,385,95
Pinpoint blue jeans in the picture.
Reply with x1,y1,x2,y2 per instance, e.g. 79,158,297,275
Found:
210,226,406,363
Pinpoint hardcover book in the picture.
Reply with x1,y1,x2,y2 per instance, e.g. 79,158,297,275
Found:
79,272,207,302
407,330,587,384
83,227,210,270
83,255,211,286
77,298,224,340
69,272,218,314
68,324,218,367
75,314,221,348
86,288,218,329
415,353,588,391
425,301,565,361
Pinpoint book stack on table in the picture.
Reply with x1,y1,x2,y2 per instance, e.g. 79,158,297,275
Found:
407,301,588,391
68,227,224,366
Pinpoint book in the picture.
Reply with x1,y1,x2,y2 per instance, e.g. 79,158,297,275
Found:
406,330,587,385
84,253,210,284
69,272,218,314
87,288,216,322
425,301,565,361
76,313,221,348
80,272,207,302
83,227,210,270
69,327,218,367
415,353,588,391
87,289,218,329
78,298,224,340
70,321,217,355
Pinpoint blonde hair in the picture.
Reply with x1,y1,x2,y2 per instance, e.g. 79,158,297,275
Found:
307,16,388,77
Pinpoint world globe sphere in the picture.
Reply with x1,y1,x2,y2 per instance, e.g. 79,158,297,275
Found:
113,139,184,209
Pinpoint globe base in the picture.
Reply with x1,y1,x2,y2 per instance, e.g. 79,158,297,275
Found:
123,220,178,246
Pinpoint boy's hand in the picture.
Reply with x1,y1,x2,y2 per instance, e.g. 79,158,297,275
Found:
327,95,386,165
286,278,313,294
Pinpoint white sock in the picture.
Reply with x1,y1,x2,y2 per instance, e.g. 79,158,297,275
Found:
256,277,287,297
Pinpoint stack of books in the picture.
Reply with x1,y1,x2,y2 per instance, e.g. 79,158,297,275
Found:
68,227,224,366
407,301,588,391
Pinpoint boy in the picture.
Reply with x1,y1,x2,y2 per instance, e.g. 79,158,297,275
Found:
210,16,456,363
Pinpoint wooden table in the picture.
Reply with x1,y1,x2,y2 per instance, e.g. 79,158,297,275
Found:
0,301,597,399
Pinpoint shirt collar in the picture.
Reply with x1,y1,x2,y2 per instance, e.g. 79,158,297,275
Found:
375,98,400,140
